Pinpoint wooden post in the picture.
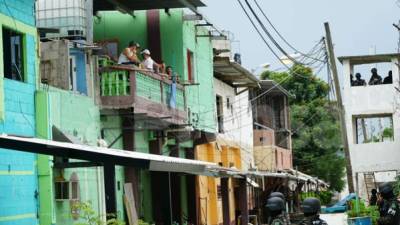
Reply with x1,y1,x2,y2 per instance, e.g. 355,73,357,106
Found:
239,178,249,225
324,22,355,193
221,178,230,225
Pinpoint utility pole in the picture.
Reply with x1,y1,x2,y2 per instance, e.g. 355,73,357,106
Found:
324,22,355,193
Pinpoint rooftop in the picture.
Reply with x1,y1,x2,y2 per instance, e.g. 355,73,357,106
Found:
259,80,294,97
213,56,259,88
338,53,400,65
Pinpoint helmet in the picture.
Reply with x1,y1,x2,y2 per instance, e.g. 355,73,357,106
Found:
266,197,285,212
379,182,394,199
269,192,285,200
301,197,321,214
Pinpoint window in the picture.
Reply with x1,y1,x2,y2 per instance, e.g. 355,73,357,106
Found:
216,95,224,133
355,115,394,144
2,27,24,81
351,63,393,87
55,180,79,201
55,181,69,200
272,97,285,129
187,49,194,82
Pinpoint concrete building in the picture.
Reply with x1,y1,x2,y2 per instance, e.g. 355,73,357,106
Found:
339,53,400,200
251,80,293,172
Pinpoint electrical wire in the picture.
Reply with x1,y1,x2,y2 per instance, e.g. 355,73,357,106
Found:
252,0,326,64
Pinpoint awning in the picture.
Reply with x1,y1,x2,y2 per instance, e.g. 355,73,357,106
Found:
244,170,296,179
94,0,205,13
214,56,259,88
0,135,216,175
286,169,329,187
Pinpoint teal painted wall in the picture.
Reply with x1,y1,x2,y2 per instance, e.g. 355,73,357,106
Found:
94,11,148,54
0,1,39,224
39,88,125,224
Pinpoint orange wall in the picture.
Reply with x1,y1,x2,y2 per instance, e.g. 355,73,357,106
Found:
195,142,242,225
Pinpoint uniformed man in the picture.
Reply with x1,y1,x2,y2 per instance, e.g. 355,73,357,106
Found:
266,197,288,225
298,197,327,225
268,192,291,224
377,182,400,225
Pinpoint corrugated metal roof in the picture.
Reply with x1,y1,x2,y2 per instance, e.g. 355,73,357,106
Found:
214,56,259,88
0,135,216,175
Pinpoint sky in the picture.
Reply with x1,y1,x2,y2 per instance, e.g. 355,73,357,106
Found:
200,0,399,76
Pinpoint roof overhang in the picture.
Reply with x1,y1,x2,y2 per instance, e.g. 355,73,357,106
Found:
0,135,215,175
94,0,206,13
338,53,400,65
259,80,294,98
214,56,259,88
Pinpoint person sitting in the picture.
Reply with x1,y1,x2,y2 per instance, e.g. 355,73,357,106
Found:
141,49,162,72
383,70,393,84
353,73,366,86
369,68,382,85
118,41,141,66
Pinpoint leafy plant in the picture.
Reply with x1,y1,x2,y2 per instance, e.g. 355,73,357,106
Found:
72,202,125,225
300,191,333,205
382,128,394,138
347,199,379,225
393,175,400,196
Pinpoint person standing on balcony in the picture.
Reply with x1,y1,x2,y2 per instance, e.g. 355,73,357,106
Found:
141,49,162,73
353,73,366,86
383,70,393,84
369,68,383,85
118,41,141,66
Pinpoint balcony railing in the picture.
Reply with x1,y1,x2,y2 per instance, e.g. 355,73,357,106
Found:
99,65,187,124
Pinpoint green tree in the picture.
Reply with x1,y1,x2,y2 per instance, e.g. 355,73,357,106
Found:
261,64,346,191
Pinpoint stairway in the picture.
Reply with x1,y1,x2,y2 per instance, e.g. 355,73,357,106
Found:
363,172,377,200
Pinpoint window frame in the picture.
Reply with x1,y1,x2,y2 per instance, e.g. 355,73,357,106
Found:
354,114,394,144
1,26,27,82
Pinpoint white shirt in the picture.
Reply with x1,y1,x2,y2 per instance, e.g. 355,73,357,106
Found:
118,48,134,64
142,57,155,71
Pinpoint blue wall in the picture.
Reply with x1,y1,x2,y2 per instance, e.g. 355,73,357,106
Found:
70,49,87,95
0,1,38,224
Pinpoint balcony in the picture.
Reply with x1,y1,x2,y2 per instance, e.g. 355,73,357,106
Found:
99,65,187,124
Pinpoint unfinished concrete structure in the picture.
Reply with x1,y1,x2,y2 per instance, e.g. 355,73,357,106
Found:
339,53,400,200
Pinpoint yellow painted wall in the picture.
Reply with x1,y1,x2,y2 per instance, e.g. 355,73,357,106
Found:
196,143,242,225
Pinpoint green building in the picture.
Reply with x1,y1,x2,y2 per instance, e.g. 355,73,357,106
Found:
93,9,217,224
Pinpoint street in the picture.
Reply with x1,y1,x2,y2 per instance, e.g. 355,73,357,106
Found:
321,213,347,225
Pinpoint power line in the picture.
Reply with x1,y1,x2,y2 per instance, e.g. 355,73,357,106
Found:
252,0,326,64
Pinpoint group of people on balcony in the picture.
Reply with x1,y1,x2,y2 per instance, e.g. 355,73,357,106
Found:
351,68,392,87
117,41,179,82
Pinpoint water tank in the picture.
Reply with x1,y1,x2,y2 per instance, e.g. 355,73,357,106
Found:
36,0,88,40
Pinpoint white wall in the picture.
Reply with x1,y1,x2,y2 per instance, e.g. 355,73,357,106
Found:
342,57,400,196
214,78,254,170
